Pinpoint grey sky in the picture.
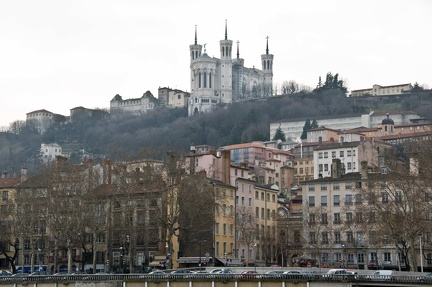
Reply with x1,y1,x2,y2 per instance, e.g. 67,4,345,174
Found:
1,0,431,127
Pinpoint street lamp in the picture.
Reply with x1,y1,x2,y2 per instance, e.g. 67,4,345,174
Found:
224,252,227,267
341,244,346,268
420,233,424,273
253,243,257,272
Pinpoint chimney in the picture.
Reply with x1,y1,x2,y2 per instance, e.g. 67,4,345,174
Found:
340,136,344,145
319,137,322,146
361,161,368,180
221,150,231,184
331,158,342,178
330,137,334,143
21,167,27,182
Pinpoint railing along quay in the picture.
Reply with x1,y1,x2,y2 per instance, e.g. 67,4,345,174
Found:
1,273,432,285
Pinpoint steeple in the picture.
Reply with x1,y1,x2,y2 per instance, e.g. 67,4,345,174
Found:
266,36,269,54
195,25,197,45
236,40,240,59
225,19,227,40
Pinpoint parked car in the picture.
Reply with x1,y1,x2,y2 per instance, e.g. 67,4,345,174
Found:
282,270,304,279
366,270,393,281
322,269,357,280
417,272,432,282
0,270,12,277
237,270,258,280
261,270,285,279
209,268,233,274
29,271,52,276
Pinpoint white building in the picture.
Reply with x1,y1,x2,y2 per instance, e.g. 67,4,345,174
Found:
270,111,421,141
26,109,54,134
350,83,413,97
188,22,273,116
158,87,190,108
41,143,63,163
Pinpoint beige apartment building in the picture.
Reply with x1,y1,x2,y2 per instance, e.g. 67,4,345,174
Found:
350,83,413,97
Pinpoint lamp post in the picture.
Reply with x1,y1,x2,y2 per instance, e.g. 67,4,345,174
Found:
420,233,424,273
224,252,227,267
120,247,124,273
341,244,346,268
253,243,257,272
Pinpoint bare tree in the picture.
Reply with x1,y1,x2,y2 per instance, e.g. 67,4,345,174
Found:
235,206,256,266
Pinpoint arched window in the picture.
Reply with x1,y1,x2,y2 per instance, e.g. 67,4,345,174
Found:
225,46,228,56
222,47,224,57
191,51,194,59
209,72,212,88
198,72,201,88
204,71,207,88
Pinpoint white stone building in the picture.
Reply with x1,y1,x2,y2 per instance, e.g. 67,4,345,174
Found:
110,91,157,116
350,83,413,97
157,87,190,108
41,143,63,163
188,22,273,116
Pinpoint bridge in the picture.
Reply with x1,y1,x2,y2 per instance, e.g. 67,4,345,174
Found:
1,273,432,287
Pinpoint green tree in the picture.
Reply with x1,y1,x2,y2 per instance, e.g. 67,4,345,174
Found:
272,126,286,142
311,119,318,129
314,72,348,94
300,119,311,140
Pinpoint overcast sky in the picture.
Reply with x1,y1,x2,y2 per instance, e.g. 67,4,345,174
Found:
1,0,431,127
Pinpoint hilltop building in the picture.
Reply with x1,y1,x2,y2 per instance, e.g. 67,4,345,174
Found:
26,109,68,134
158,87,190,108
188,22,274,116
350,83,413,97
110,91,157,116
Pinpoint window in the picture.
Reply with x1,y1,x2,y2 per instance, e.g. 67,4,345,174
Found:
355,194,362,204
348,254,354,263
324,164,328,171
321,213,328,224
356,212,363,223
215,223,219,235
2,191,8,201
334,195,340,206
347,162,352,170
332,151,336,158
241,197,245,205
346,212,353,223
321,195,327,206
345,194,352,205
248,198,252,206
382,192,389,203
318,164,323,173
309,232,316,244
223,223,226,235
255,191,259,199
309,196,315,206
320,184,327,191
334,212,341,224
319,152,323,159
384,252,391,262
340,151,344,157
333,184,340,190
230,224,234,236
261,208,264,218
347,231,353,243
308,186,315,192
357,253,364,263
321,232,328,244
345,183,352,190
255,207,259,218
324,152,328,158
334,232,341,244
261,192,264,200
347,150,351,156
309,213,316,224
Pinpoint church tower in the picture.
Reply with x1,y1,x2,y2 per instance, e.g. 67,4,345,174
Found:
219,20,233,104
261,36,274,96
189,25,202,95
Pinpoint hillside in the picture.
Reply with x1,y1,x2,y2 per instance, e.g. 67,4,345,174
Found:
1,89,431,174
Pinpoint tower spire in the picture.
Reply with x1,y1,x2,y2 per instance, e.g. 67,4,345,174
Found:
225,19,227,40
266,36,269,54
236,40,240,59
194,25,197,45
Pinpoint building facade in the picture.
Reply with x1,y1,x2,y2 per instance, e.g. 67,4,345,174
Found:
350,83,413,97
157,87,190,109
110,91,157,116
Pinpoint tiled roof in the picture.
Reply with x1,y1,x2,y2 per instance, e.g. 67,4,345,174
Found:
0,178,20,188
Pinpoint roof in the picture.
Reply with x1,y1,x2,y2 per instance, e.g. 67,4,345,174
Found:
271,113,363,124
314,141,363,151
221,141,265,150
0,178,20,188
301,172,362,184
378,131,432,140
26,109,53,115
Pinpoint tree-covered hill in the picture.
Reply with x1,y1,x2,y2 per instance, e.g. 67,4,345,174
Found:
1,88,431,174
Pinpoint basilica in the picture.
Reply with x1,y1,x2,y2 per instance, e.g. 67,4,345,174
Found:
188,22,274,116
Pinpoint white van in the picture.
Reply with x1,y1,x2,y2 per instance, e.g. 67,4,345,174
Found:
368,270,393,280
